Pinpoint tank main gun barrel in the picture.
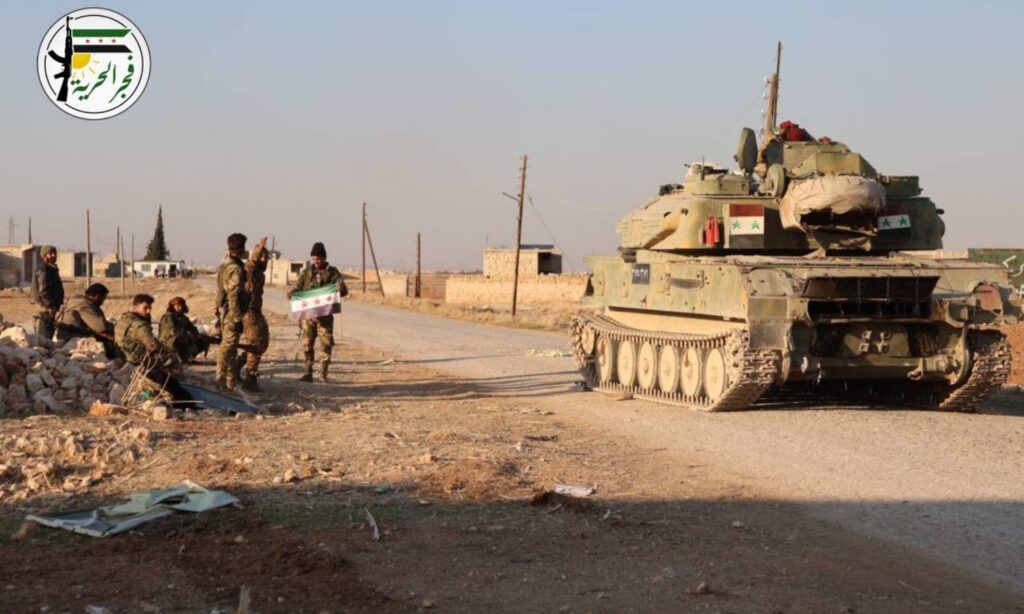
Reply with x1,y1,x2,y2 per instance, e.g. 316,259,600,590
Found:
762,41,782,138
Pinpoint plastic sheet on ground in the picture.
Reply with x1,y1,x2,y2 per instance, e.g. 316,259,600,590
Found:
180,383,260,414
26,481,238,537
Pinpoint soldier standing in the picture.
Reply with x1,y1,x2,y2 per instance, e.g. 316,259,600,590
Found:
239,237,270,392
30,245,64,341
114,294,196,407
291,242,348,382
215,233,249,391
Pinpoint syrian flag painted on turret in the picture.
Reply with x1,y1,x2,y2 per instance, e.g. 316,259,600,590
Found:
290,284,342,322
878,204,912,239
727,203,766,248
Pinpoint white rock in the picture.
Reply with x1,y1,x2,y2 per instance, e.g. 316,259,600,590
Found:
25,373,43,394
65,337,105,356
0,327,30,347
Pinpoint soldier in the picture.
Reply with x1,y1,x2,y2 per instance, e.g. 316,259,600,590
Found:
30,245,64,341
239,237,270,392
56,282,119,358
215,233,250,391
290,242,348,382
114,294,195,406
159,297,214,363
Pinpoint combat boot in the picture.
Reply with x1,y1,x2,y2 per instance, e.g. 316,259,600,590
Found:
298,369,313,383
241,371,261,393
319,363,330,383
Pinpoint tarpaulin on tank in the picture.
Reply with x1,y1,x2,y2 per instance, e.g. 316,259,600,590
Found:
779,175,885,231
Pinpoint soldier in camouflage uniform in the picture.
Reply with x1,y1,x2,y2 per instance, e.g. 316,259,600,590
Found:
30,245,64,341
56,282,119,358
290,242,348,382
114,294,195,406
215,233,250,391
239,237,270,392
159,297,212,363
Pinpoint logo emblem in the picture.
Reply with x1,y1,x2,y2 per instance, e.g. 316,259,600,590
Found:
37,8,150,120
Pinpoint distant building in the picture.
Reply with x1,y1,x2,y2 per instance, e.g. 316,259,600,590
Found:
134,260,186,278
55,250,92,279
0,245,39,288
483,245,562,279
267,257,305,286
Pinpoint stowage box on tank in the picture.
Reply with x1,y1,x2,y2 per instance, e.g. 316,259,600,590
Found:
570,44,1020,412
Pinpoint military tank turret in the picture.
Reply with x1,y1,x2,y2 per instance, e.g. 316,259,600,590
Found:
570,44,1020,412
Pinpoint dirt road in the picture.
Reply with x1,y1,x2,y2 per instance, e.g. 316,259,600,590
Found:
261,288,1024,596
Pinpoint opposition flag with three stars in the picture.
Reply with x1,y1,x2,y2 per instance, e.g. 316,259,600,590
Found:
290,283,343,322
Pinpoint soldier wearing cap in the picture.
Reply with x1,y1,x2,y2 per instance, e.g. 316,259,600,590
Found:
159,297,213,363
214,233,250,391
239,237,270,391
56,282,119,358
30,245,64,341
290,242,347,382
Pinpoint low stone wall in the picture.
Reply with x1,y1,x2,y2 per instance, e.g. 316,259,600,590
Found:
445,274,587,305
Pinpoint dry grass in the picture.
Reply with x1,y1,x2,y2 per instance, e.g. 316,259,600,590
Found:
347,290,593,333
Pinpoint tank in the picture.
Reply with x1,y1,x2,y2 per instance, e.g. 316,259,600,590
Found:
570,44,1021,412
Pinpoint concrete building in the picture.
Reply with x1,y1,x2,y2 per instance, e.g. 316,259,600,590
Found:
483,245,562,279
267,257,305,286
55,251,92,279
134,260,186,278
0,245,39,288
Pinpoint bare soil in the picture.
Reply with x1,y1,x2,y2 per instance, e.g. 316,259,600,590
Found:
0,281,1022,612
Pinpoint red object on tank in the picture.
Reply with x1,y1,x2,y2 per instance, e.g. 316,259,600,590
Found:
704,217,722,246
779,120,812,142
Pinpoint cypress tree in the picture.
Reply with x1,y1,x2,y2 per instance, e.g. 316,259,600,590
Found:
144,205,170,261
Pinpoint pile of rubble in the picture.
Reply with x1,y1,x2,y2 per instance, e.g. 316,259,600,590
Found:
0,325,134,416
0,421,153,502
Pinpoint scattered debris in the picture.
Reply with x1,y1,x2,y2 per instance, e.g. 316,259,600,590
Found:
524,434,559,442
531,490,600,514
554,483,596,497
731,520,747,530
27,481,238,537
364,507,381,541
237,585,252,614
691,581,713,595
0,422,153,501
525,348,571,358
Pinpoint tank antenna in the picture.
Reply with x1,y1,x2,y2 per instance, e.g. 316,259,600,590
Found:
762,41,782,138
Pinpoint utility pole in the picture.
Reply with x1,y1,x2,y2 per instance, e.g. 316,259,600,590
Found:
119,235,126,294
361,202,367,293
85,209,92,287
7,217,16,245
363,206,385,297
415,233,422,298
269,235,276,285
27,218,32,244
130,233,135,285
511,154,528,316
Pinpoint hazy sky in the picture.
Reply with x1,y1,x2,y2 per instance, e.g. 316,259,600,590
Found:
2,1,1022,271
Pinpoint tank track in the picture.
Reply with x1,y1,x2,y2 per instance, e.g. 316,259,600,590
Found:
570,314,780,411
864,330,1011,413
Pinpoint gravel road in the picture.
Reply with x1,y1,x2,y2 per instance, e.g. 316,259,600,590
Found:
263,287,1024,594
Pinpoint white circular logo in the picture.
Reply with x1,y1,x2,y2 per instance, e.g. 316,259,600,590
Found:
37,8,151,120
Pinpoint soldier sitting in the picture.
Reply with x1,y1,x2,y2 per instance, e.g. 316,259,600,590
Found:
158,297,214,363
115,294,196,408
56,283,120,359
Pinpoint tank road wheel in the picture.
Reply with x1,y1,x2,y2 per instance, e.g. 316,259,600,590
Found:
680,347,702,397
617,340,638,387
637,342,658,390
657,346,680,394
596,336,616,383
703,348,728,403
580,324,597,356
